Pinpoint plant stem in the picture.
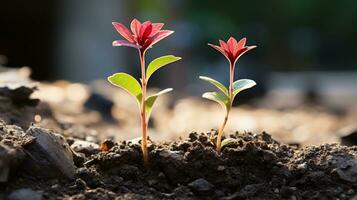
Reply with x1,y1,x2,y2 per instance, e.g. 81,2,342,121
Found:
216,109,229,154
139,50,148,166
216,62,235,154
229,62,234,100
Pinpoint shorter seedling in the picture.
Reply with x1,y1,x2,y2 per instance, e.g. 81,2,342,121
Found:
200,37,257,153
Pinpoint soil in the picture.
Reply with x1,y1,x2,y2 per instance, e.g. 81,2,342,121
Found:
0,75,356,199
1,120,356,199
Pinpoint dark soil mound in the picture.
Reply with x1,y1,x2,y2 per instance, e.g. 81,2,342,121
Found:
1,121,356,199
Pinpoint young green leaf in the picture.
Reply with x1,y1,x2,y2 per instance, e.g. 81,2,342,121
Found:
145,88,173,118
146,55,181,81
233,79,256,99
202,91,230,112
108,73,142,103
199,76,228,96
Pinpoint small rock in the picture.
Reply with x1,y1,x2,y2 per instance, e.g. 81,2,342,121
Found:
297,163,307,170
71,140,99,155
188,178,214,195
188,132,198,142
159,150,183,160
51,184,60,190
158,172,165,178
100,139,115,152
335,159,357,182
217,165,225,171
7,188,42,200
75,178,87,190
22,127,75,179
76,167,89,175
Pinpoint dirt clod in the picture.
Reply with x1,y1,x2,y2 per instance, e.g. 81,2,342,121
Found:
188,178,214,196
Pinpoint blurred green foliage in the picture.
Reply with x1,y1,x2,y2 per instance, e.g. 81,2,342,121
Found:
130,0,357,71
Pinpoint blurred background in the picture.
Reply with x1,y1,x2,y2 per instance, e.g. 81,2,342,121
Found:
0,0,356,145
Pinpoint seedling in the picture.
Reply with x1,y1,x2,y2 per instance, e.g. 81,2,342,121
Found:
107,19,181,165
200,37,257,153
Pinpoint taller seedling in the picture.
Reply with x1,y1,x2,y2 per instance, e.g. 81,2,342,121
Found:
108,19,181,165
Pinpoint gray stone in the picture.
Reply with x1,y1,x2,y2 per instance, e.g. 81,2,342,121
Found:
335,159,357,182
188,178,214,195
159,150,183,160
22,127,75,179
71,140,99,155
7,188,42,200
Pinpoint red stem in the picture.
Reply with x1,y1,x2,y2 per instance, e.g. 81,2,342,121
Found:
216,62,235,154
139,50,148,166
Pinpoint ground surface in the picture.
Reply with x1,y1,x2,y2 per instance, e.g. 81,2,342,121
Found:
0,69,356,199
1,120,356,199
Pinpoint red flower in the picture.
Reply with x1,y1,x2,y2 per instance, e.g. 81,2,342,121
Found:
112,19,174,52
208,37,256,66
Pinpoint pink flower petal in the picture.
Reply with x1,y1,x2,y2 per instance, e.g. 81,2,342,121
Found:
219,40,229,53
112,22,134,43
227,37,237,53
139,21,153,41
237,37,247,49
112,40,140,49
150,30,174,47
130,19,141,37
208,43,231,64
235,45,257,62
150,23,164,37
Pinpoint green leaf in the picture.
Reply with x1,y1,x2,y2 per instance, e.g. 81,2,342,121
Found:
202,92,230,112
146,55,181,81
233,79,256,99
221,138,237,148
199,76,228,96
145,88,173,118
108,73,142,103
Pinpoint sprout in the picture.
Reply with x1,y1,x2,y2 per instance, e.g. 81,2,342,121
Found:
108,19,181,165
200,37,256,153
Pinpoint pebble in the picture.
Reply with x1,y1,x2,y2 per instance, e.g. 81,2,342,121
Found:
76,167,89,175
70,140,99,155
7,188,42,200
297,163,307,170
23,127,75,179
188,178,214,195
217,165,226,171
159,150,183,160
51,184,60,190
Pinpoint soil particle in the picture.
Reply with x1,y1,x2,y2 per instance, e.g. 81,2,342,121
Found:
188,178,214,196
